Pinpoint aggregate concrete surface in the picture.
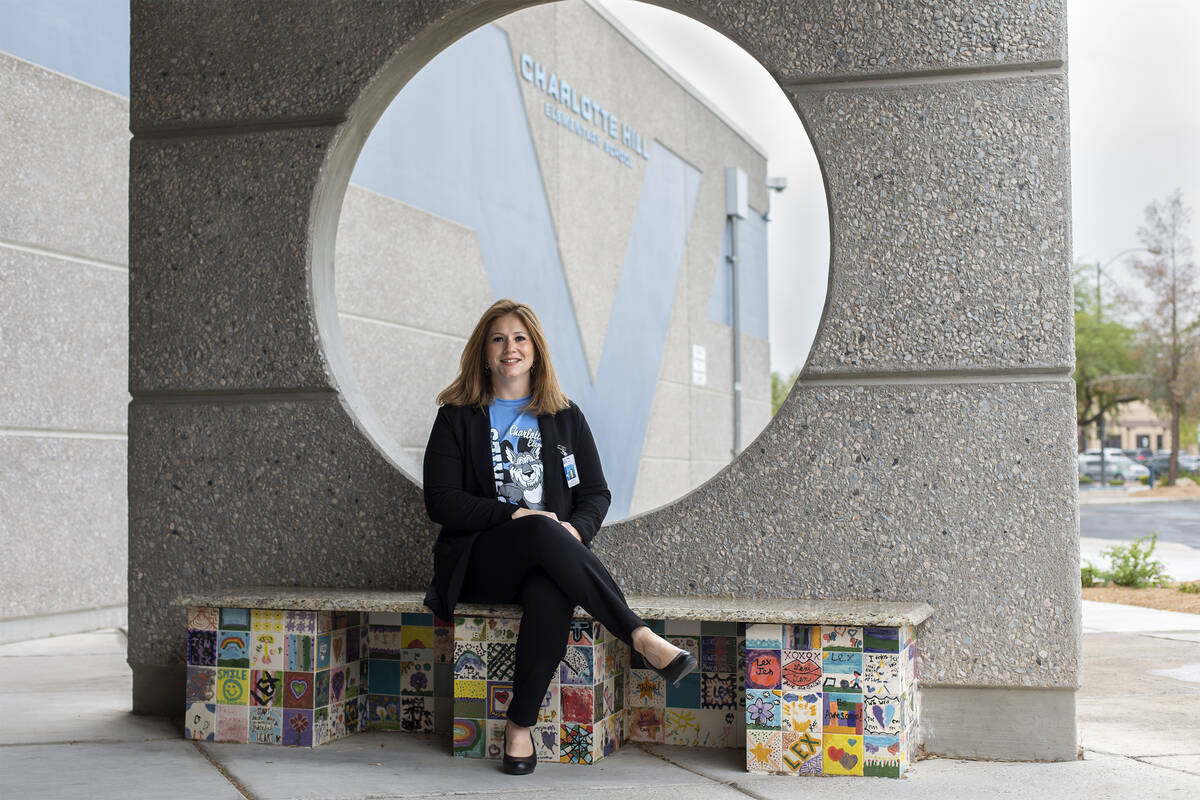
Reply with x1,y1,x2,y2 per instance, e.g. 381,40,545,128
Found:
2,607,1199,800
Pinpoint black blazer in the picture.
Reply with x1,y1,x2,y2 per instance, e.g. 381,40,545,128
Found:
421,401,611,620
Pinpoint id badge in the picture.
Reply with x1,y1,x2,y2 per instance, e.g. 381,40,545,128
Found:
562,453,580,487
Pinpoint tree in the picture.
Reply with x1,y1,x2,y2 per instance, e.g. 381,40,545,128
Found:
1125,190,1200,484
771,369,799,416
1073,264,1143,449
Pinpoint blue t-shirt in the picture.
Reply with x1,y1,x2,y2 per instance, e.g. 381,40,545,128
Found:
489,396,545,510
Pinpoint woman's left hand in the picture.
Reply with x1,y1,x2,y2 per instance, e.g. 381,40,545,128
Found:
561,521,582,543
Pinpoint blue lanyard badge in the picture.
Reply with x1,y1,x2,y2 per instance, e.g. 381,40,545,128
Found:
562,453,580,487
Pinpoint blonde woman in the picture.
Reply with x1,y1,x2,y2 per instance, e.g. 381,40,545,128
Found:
423,299,696,774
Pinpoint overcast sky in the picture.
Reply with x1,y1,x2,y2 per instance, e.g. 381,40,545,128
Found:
593,0,1200,374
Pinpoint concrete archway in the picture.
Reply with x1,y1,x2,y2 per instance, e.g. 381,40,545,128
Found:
129,0,1076,760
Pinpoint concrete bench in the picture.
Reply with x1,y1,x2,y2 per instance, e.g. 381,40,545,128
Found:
178,588,931,778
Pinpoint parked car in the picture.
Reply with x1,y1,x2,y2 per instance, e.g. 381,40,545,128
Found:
1147,452,1200,474
1124,448,1153,464
1078,453,1149,482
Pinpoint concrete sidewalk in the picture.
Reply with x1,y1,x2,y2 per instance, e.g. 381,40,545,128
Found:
3,605,1199,800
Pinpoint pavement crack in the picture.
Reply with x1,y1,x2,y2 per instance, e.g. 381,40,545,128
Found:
638,743,773,800
192,741,257,800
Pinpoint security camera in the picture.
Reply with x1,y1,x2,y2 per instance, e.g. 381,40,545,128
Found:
766,176,788,192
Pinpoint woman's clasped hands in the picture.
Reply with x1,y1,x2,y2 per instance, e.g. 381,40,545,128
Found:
510,507,582,543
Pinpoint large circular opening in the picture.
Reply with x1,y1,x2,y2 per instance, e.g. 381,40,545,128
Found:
331,0,829,520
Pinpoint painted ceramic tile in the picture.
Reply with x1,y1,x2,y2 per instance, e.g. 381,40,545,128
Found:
664,619,701,636
328,666,346,704
284,610,316,634
664,708,701,745
701,635,739,673
216,630,249,668
453,717,485,757
746,649,782,690
251,609,284,633
745,623,782,649
188,607,219,632
665,670,701,709
455,678,486,701
331,611,348,632
566,619,594,646
864,696,903,735
186,665,216,702
746,729,781,772
330,700,347,741
345,694,361,733
628,706,664,742
184,701,216,740
560,645,593,685
346,626,361,663
371,659,402,695
249,706,283,745
781,690,821,733
315,633,331,670
402,625,434,649
216,704,249,743
330,630,346,667
538,683,561,724
453,642,487,680
533,722,559,760
782,730,822,775
283,708,313,746
249,669,282,707
863,653,901,697
700,672,738,709
485,616,519,642
486,642,516,682
315,669,330,708
187,630,216,666
286,634,314,671
401,648,434,696
863,733,902,776
370,626,404,659
487,681,514,719
219,608,250,632
399,611,431,626
823,692,863,735
822,732,864,776
313,707,332,746
820,626,862,652
216,667,250,706
560,723,593,764
316,611,332,634
781,650,822,691
694,708,739,748
484,717,508,760
783,624,819,650
283,671,315,709
746,689,781,729
370,694,403,730
401,696,435,732
863,626,900,653
250,630,285,670
822,651,862,694
433,625,453,664
454,616,486,643
596,715,621,759
561,685,594,724
700,620,738,636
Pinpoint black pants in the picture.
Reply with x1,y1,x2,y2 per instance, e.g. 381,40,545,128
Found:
457,514,646,727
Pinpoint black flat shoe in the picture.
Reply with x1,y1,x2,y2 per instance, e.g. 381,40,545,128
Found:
653,649,698,687
501,727,536,775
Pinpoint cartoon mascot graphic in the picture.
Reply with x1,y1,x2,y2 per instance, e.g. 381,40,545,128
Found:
499,435,544,508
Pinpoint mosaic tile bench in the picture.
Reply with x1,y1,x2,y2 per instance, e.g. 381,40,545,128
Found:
179,589,931,778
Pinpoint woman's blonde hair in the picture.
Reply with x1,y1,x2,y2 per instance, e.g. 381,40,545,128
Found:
437,299,570,415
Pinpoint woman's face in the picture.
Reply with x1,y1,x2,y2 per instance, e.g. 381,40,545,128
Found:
485,313,536,388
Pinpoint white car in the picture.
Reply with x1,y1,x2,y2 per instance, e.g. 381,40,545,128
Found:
1078,452,1149,481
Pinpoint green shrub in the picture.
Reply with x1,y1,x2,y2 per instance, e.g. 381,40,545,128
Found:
1138,475,1150,485
1179,581,1200,595
1081,562,1102,588
1108,474,1125,485
1079,473,1093,485
1102,534,1171,588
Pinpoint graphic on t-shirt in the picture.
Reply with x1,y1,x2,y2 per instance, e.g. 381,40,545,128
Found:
493,424,544,509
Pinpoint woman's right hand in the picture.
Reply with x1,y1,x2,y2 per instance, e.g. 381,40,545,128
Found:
511,507,559,521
